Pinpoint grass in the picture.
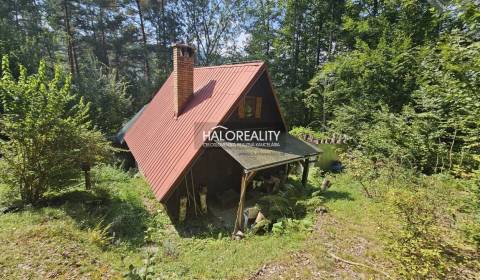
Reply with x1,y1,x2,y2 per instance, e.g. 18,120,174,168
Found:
156,233,307,279
1,164,476,279
0,166,313,279
0,208,124,279
317,174,395,276
0,166,151,279
248,172,397,279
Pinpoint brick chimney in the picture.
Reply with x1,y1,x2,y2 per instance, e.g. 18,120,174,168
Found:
172,43,195,117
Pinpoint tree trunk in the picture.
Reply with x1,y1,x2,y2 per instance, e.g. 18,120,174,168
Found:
328,2,336,60
99,7,109,65
161,0,168,76
81,163,92,190
292,1,300,84
315,16,324,66
135,0,150,83
63,0,78,77
373,0,379,16
84,170,91,190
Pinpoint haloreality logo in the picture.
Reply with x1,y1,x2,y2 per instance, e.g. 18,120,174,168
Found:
202,125,281,148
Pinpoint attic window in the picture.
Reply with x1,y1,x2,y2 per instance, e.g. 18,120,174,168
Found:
239,96,262,119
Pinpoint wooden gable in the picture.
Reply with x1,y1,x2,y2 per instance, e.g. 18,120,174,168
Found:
226,70,287,131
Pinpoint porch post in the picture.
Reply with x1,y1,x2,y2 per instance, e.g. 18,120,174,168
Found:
302,158,310,187
233,171,256,236
233,173,247,234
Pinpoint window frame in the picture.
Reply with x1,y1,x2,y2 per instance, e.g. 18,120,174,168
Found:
238,96,262,119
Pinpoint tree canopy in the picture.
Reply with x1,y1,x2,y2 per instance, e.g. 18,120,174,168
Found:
0,0,479,187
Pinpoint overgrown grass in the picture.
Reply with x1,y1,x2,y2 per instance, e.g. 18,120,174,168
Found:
1,163,478,279
0,165,150,279
281,172,395,279
0,207,124,279
260,159,480,279
0,165,313,279
154,233,307,279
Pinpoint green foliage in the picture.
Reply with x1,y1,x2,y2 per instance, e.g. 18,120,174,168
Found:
1,165,313,279
251,175,324,235
124,253,156,280
162,239,179,258
245,0,346,125
76,56,132,135
271,218,314,236
305,29,480,175
250,218,272,235
296,1,480,177
87,165,153,245
386,182,479,279
0,56,112,204
322,149,480,278
340,153,480,278
257,195,293,221
0,0,479,278
290,126,326,139
87,220,113,249
341,150,421,199
387,188,450,278
0,167,162,278
244,0,281,61
179,0,246,65
413,34,480,175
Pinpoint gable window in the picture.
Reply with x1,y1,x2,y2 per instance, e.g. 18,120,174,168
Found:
239,96,262,119
245,96,255,118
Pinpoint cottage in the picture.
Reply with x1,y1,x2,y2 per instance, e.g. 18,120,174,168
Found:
120,44,320,233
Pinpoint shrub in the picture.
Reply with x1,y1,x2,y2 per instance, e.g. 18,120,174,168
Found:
385,180,479,279
124,253,156,280
339,151,480,277
340,150,421,199
290,126,327,139
271,218,314,235
76,55,131,135
0,57,112,204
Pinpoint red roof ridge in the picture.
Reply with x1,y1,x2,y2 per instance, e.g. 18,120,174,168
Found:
194,60,264,70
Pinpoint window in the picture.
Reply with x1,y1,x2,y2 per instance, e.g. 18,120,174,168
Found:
245,96,256,118
239,96,262,119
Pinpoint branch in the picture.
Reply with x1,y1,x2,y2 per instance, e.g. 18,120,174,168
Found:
448,128,457,170
328,251,392,279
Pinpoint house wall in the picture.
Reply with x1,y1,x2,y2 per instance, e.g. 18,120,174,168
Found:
191,147,243,194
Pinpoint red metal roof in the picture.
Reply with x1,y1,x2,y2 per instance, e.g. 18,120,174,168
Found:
124,61,265,201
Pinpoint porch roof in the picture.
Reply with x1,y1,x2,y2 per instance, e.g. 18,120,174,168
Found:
217,133,321,172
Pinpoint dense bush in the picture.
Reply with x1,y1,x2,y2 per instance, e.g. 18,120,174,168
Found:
340,151,480,278
0,57,111,204
386,177,479,279
304,28,480,176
